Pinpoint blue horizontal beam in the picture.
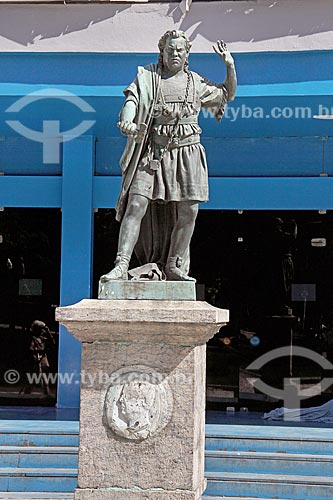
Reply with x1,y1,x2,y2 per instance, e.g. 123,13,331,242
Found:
207,177,333,210
93,176,333,211
0,176,61,207
2,175,333,212
1,80,333,98
238,80,333,97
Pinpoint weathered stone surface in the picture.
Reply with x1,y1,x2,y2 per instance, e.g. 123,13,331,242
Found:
75,484,206,500
98,280,196,301
77,342,206,491
56,298,229,500
55,299,228,345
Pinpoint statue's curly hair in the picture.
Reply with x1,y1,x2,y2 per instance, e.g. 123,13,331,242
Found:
158,30,192,72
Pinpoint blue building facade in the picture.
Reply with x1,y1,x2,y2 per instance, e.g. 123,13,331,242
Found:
0,47,333,408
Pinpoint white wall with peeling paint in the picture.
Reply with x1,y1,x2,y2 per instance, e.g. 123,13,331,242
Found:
0,0,333,52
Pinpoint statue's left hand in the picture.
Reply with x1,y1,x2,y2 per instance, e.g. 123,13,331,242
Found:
213,40,234,66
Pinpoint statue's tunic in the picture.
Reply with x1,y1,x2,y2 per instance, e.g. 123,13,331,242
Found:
114,64,228,270
124,70,228,204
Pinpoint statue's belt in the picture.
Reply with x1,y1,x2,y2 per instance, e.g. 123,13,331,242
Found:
153,116,198,125
152,134,201,149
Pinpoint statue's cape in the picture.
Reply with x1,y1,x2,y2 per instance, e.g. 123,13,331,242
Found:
115,63,160,222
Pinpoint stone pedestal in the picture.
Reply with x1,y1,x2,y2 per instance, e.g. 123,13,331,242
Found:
56,298,228,500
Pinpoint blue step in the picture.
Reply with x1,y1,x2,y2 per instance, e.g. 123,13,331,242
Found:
205,449,333,476
0,447,78,469
203,497,282,500
0,468,77,493
205,471,333,500
0,422,79,448
0,495,74,499
205,424,333,455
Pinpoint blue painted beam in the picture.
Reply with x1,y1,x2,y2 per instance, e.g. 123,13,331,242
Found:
0,176,61,207
1,80,333,98
207,177,333,210
93,176,333,211
58,136,94,409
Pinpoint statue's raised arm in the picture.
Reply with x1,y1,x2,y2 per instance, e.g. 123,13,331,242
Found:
212,40,237,101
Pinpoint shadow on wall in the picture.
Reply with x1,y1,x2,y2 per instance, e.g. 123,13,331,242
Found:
0,4,130,46
168,1,333,44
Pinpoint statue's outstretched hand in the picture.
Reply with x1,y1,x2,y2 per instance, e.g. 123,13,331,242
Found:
117,121,138,136
213,40,234,66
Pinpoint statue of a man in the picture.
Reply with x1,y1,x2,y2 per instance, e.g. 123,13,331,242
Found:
101,30,237,283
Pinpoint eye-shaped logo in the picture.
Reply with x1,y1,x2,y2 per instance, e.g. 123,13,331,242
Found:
247,346,333,420
5,88,96,164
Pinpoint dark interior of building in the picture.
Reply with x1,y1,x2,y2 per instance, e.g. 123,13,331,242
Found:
0,208,60,404
1,207,333,417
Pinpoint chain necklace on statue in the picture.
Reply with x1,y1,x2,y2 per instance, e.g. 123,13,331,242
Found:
149,71,192,171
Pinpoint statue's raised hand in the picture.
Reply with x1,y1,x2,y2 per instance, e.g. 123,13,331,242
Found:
213,40,234,66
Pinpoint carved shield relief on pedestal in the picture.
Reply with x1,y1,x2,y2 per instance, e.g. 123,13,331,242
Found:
104,365,173,441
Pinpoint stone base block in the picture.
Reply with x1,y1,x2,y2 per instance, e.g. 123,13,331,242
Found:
56,299,229,500
98,280,196,301
77,343,206,491
75,481,206,500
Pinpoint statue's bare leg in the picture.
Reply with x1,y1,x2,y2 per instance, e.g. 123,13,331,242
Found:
165,201,198,282
100,194,150,281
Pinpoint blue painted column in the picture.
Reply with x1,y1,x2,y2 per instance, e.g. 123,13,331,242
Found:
57,136,94,408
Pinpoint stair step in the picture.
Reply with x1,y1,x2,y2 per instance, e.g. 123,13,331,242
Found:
203,497,288,500
0,447,78,468
206,471,333,499
205,449,333,476
205,424,333,455
0,468,77,492
0,494,74,499
0,422,79,448
0,420,79,446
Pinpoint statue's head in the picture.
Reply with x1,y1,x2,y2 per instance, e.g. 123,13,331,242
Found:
158,30,192,73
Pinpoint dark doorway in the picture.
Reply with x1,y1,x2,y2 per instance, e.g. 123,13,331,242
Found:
0,208,61,405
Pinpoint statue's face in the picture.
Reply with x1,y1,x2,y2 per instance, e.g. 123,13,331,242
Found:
163,37,187,73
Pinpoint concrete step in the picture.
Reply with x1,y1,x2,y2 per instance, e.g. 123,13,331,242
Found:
0,447,78,469
0,422,79,448
205,449,333,476
203,497,291,500
205,471,333,499
0,494,74,499
205,424,333,455
0,468,78,493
